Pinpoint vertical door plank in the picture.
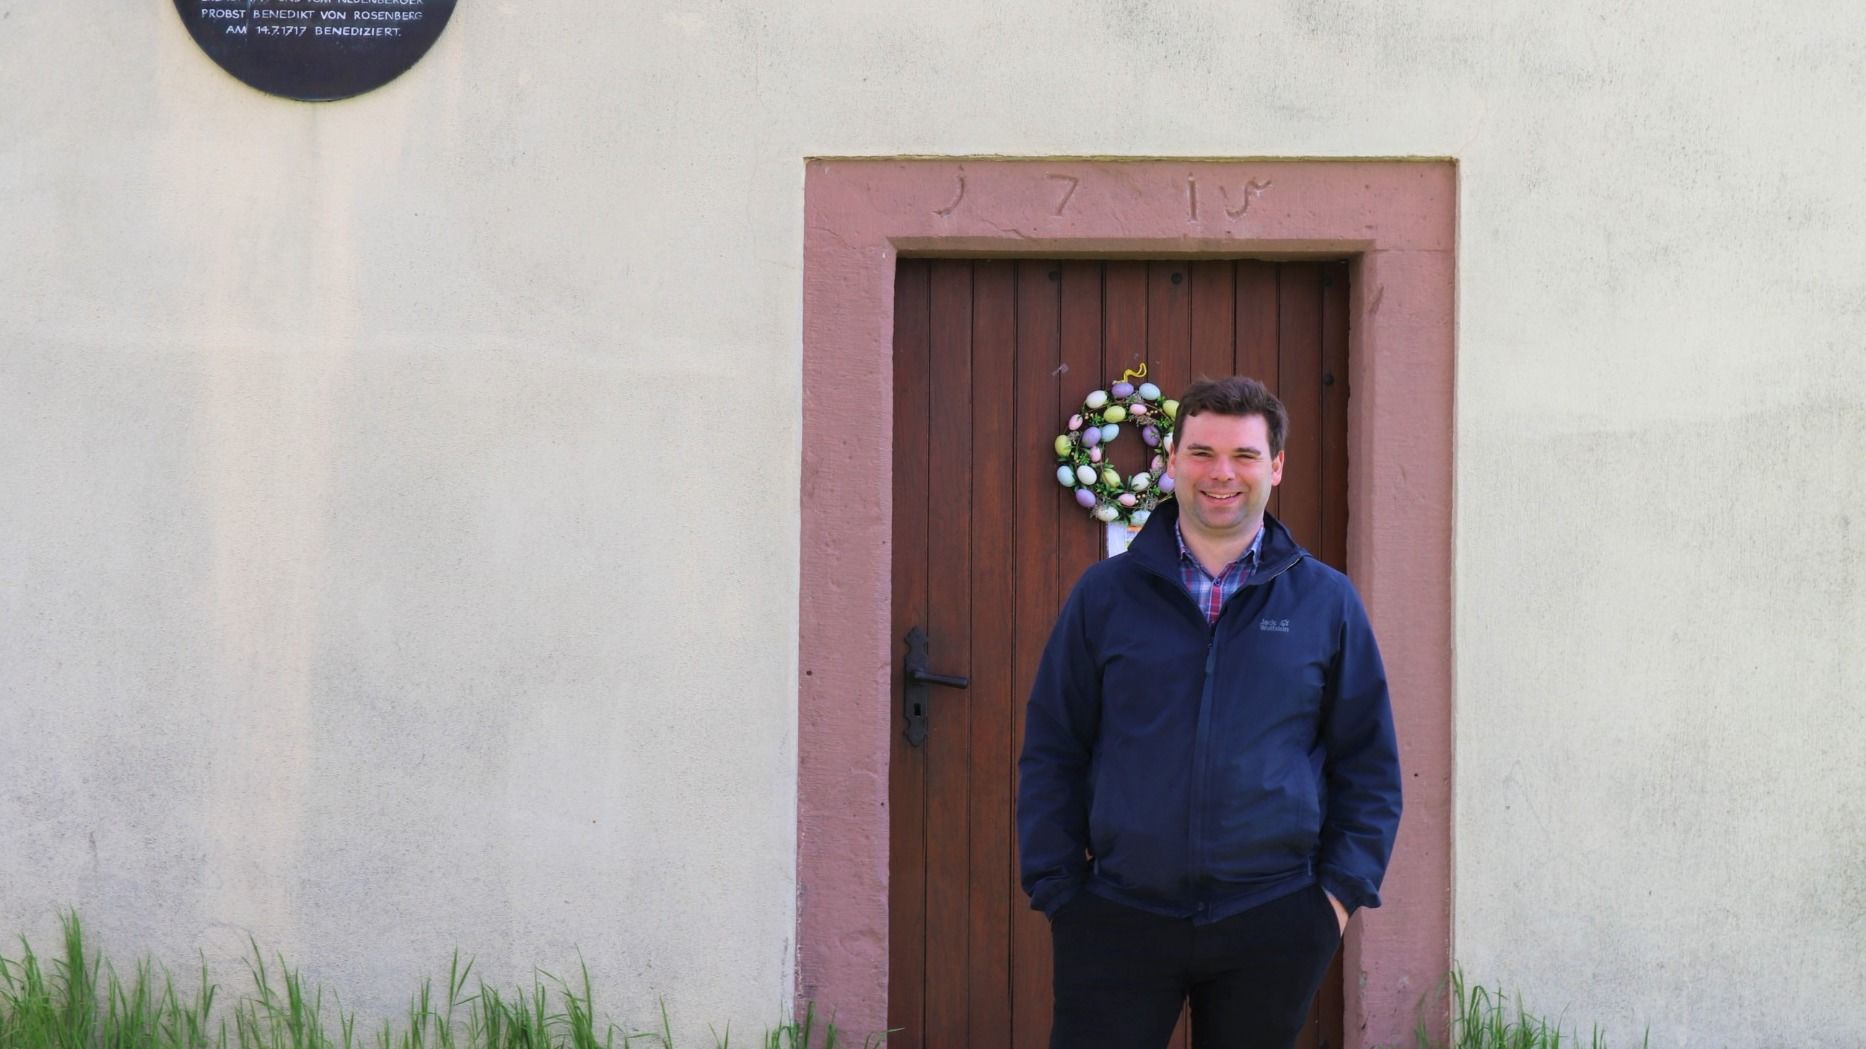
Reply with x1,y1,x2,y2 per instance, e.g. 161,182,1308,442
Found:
1235,261,1280,385
1236,261,1281,519
924,261,975,1049
1146,261,1193,399
1104,262,1149,381
1101,263,1151,485
1010,260,1062,1049
1319,262,1350,572
967,262,1018,1049
1057,262,1104,584
1276,264,1324,551
888,260,933,1049
1146,262,1193,489
1189,261,1237,389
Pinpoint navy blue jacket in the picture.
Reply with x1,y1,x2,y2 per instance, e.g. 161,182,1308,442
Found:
1016,502,1402,923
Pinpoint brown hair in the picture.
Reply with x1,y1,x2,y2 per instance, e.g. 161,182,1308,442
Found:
1174,376,1288,456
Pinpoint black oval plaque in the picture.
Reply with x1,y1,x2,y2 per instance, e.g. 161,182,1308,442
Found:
176,0,457,102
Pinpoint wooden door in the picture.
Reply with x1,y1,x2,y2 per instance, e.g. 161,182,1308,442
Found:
889,258,1351,1049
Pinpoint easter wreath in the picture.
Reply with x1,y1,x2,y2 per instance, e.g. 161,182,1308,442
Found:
1053,369,1180,525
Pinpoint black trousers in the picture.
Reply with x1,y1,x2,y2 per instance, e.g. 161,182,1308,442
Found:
1048,885,1341,1049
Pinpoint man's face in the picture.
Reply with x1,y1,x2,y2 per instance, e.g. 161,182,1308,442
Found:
1166,411,1284,540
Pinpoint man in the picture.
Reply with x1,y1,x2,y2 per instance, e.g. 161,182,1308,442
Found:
1017,376,1402,1049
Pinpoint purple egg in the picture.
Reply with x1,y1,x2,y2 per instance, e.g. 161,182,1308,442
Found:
1082,427,1102,447
1142,427,1160,447
1111,381,1135,399
1159,475,1176,493
1074,488,1097,508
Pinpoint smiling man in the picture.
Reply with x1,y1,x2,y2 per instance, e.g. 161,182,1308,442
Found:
1017,376,1403,1049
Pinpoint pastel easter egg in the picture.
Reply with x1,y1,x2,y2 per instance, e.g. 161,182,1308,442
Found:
1074,488,1097,508
1142,427,1160,447
1076,464,1098,486
1130,404,1149,417
1093,503,1120,522
1104,405,1128,424
1130,472,1151,491
1117,493,1137,508
1053,435,1073,456
1101,468,1121,488
1151,455,1165,474
1110,381,1135,399
1056,465,1076,487
1100,423,1120,442
1162,399,1179,419
1089,447,1102,463
1084,390,1109,410
1082,427,1102,448
1069,414,1084,431
1158,474,1176,493
1131,510,1151,526
1138,382,1161,401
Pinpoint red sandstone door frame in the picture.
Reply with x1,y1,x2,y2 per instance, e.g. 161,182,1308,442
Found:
798,159,1456,1049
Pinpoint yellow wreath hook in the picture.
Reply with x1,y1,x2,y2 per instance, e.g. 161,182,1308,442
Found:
1120,363,1148,384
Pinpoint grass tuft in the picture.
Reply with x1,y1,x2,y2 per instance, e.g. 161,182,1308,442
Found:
1414,970,1650,1049
0,913,875,1049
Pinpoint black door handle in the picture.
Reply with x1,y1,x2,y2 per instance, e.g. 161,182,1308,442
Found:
910,667,970,689
902,626,968,747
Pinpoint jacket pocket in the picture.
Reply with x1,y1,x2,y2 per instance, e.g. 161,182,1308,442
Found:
1201,748,1324,883
1088,735,1194,898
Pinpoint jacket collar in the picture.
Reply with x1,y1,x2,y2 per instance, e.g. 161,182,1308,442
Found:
1129,498,1306,583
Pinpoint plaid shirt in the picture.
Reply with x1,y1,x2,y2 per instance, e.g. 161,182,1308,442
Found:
1176,522,1264,624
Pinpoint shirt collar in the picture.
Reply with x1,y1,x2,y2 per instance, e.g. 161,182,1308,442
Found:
1175,520,1264,575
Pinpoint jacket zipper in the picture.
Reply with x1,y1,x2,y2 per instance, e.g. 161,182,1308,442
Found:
1182,551,1304,918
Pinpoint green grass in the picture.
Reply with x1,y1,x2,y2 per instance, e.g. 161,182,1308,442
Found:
1414,970,1650,1049
0,913,877,1049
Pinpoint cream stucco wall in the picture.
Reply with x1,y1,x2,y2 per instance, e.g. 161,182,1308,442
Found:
4,2,1863,1047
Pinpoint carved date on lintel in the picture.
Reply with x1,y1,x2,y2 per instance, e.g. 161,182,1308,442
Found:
1187,176,1274,222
